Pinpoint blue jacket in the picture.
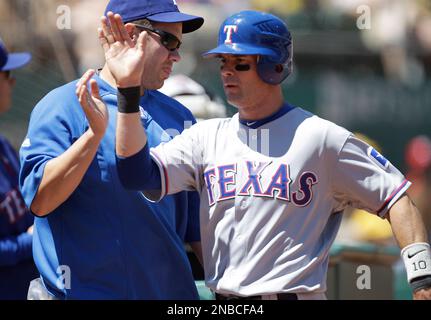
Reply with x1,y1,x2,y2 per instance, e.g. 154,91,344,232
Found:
19,75,200,299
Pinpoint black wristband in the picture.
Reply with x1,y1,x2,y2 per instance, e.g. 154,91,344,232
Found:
410,275,431,293
117,86,141,113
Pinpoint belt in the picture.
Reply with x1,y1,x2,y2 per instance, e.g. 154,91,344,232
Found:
215,292,297,300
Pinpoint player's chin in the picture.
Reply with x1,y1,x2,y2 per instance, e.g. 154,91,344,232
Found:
157,73,171,87
224,90,241,102
225,95,242,108
161,67,172,80
147,78,166,90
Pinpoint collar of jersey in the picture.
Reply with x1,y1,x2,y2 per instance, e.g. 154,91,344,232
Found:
239,103,295,129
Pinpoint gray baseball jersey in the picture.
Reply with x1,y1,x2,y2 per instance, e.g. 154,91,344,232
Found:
148,106,410,295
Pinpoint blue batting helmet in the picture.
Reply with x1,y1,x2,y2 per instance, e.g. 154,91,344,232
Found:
203,10,293,85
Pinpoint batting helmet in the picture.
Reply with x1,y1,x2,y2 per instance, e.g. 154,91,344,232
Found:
203,10,293,85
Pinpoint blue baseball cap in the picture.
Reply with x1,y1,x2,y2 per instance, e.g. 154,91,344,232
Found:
105,0,204,33
0,38,31,72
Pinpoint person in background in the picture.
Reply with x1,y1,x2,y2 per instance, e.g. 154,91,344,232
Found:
405,136,431,242
159,74,227,121
0,37,37,299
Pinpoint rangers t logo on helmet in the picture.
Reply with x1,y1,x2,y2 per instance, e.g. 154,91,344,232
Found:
223,25,238,44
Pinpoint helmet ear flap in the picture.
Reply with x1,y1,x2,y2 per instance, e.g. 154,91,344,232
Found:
257,52,292,85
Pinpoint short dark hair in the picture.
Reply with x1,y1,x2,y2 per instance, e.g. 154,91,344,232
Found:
131,19,153,28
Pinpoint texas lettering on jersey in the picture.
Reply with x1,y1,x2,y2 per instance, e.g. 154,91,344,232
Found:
203,160,318,206
0,188,27,224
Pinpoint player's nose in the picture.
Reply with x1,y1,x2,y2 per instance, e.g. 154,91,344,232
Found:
169,49,181,63
220,64,235,76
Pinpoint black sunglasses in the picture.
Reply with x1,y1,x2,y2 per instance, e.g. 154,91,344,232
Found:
134,24,182,52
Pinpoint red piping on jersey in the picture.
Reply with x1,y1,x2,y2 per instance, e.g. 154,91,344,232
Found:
152,152,169,196
376,179,408,214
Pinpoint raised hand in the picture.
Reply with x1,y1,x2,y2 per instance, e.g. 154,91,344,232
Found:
76,69,109,139
99,12,148,88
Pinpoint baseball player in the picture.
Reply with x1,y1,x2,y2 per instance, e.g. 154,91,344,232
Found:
0,37,38,299
19,0,204,299
90,10,431,299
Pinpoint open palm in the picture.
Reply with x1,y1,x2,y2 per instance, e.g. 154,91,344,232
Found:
99,12,147,88
76,69,109,138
